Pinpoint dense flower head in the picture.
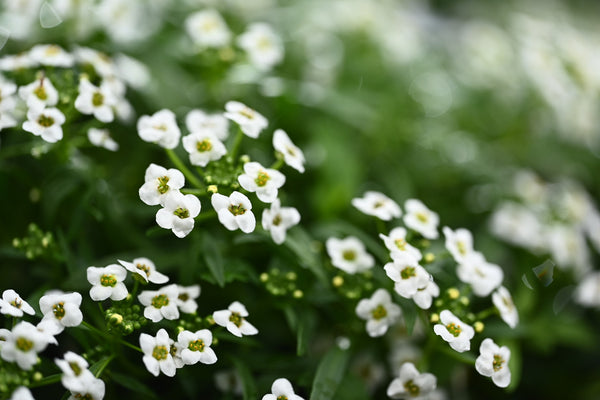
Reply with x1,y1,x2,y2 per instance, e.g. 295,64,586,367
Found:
86,264,128,301
433,310,475,353
139,163,185,206
355,289,402,337
403,199,439,239
213,301,258,337
0,289,35,317
137,109,181,149
326,236,375,274
262,378,304,400
211,191,256,233
272,129,306,173
224,101,268,138
475,338,511,388
155,191,201,238
238,161,286,203
352,191,402,221
387,362,437,400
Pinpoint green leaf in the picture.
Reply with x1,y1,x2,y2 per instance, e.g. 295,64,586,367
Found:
231,356,257,400
110,371,159,399
310,344,351,400
397,297,417,335
202,232,225,287
283,305,316,356
506,341,521,393
285,227,328,285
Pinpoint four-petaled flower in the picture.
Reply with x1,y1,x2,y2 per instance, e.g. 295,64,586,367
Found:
326,236,375,274
384,254,430,299
22,107,65,143
1,321,51,370
475,338,511,388
140,328,177,377
433,310,474,353
175,284,201,314
185,10,231,49
272,129,305,173
39,291,83,335
352,191,402,221
211,191,256,233
456,251,503,297
261,378,304,400
213,301,258,337
443,226,474,264
86,264,128,301
386,362,437,400
175,329,217,366
355,289,402,337
137,109,181,149
138,284,180,322
55,351,95,392
74,77,117,123
379,227,422,262
0,289,35,317
66,375,106,400
237,23,284,72
139,163,185,206
238,161,285,203
185,109,229,140
492,286,518,329
224,101,268,138
156,191,201,238
118,257,169,284
182,130,227,167
261,198,301,244
18,77,58,112
403,199,439,240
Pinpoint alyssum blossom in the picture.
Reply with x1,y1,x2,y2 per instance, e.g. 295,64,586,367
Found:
492,286,519,328
0,289,35,317
39,291,83,334
67,375,106,400
433,310,475,353
403,199,439,240
261,198,301,244
326,236,375,274
55,351,95,392
272,129,306,173
86,264,128,301
8,387,35,400
185,9,231,49
185,109,229,140
224,101,268,138
22,107,65,143
355,289,402,337
87,128,119,151
262,378,304,400
118,257,169,284
211,191,256,233
443,226,474,263
213,301,258,337
155,191,201,238
182,130,227,167
1,321,50,370
176,284,201,313
384,254,430,299
238,161,286,203
456,251,504,297
379,227,422,262
74,77,117,123
387,362,437,399
140,328,176,377
352,191,402,221
137,109,181,149
237,23,284,71
475,338,512,388
139,163,185,206
175,329,217,366
18,76,58,112
412,279,440,310
138,284,180,323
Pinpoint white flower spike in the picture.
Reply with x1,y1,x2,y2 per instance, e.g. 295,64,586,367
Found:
155,191,201,238
352,191,402,221
273,129,306,173
433,310,474,353
238,161,286,203
86,264,128,301
355,289,402,337
262,378,304,400
211,191,256,233
212,301,258,337
475,338,511,388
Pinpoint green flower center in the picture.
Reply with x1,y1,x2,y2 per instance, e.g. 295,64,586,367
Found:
151,294,169,309
100,274,117,287
33,85,47,100
404,379,420,396
400,266,416,280
416,212,428,223
272,215,282,226
92,91,104,107
53,302,66,319
254,170,270,187
493,354,505,372
152,345,169,361
16,337,34,352
446,322,462,337
188,339,205,352
196,139,213,152
228,204,246,216
229,311,243,328
240,107,255,119
10,299,22,309
277,396,289,400
371,304,387,320
373,201,384,208
157,176,170,194
395,238,407,251
69,361,82,376
457,241,467,255
178,293,189,302
174,207,190,219
136,263,151,277
342,250,356,261
37,114,55,127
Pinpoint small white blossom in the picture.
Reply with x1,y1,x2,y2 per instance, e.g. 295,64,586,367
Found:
140,328,176,377
355,289,402,337
457,252,503,297
55,351,95,392
175,329,217,366
185,9,231,49
387,362,437,400
67,375,105,400
475,338,511,388
262,198,301,244
262,378,304,400
403,199,439,240
433,310,474,353
0,80,18,130
1,321,50,370
492,286,519,328
384,254,430,299
224,101,268,139
575,271,600,308
39,291,83,334
9,386,35,400
74,78,117,123
238,23,284,71
211,191,256,233
185,109,229,140
442,226,474,263
412,279,440,310
213,301,258,337
22,107,65,143
118,257,169,284
29,44,74,67
156,191,201,238
379,227,422,262
86,264,128,301
73,46,117,78
139,163,185,206
238,161,286,203
326,236,375,274
176,285,201,314
0,290,35,317
138,284,180,322
182,130,227,167
352,191,402,221
272,129,305,173
18,77,59,112
0,53,36,71
87,128,119,151
137,109,181,149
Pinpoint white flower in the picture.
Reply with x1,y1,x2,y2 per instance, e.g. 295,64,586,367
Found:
213,301,258,337
73,46,117,78
1,321,50,370
0,290,35,317
67,376,105,400
182,130,227,167
272,129,305,173
475,338,511,388
384,254,430,299
456,252,503,297
492,286,519,328
138,284,180,322
18,77,59,112
9,386,35,400
74,78,117,123
238,161,286,203
403,199,439,240
379,227,422,262
55,351,95,392
185,9,231,48
238,23,284,71
175,329,217,366
262,378,304,400
139,163,185,206
433,310,474,353
326,236,375,274
185,109,229,140
140,328,176,377
386,362,437,400
39,291,83,334
355,289,402,337
211,191,256,233
22,107,65,143
137,109,181,149
29,44,74,67
156,191,201,238
352,191,401,221
0,80,18,130
87,128,119,151
575,271,600,308
412,279,440,310
224,101,268,138
118,257,169,284
175,285,201,314
86,264,128,301
442,226,474,263
261,198,301,244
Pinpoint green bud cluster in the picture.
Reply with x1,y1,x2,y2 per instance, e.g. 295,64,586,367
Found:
0,362,33,394
331,270,373,300
12,223,59,260
203,155,244,191
105,305,147,335
261,268,303,298
175,314,209,332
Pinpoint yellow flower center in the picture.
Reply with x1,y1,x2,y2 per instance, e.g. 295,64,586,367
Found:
188,339,205,352
371,304,387,320
152,345,169,361
157,176,170,194
416,212,428,223
400,266,416,280
151,294,169,309
16,337,34,352
272,215,282,226
136,263,151,277
457,241,467,255
53,302,65,319
100,274,117,287
240,107,255,119
69,361,82,376
33,85,48,100
342,250,356,261
403,380,420,396
92,91,104,107
446,322,462,337
229,311,243,328
174,207,190,219
493,354,505,372
196,139,213,152
10,298,22,309
228,204,246,216
394,238,407,251
37,114,55,127
254,170,270,187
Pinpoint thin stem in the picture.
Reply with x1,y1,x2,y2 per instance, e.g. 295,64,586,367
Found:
120,339,143,353
229,128,244,161
97,302,104,315
94,354,116,378
166,149,205,189
475,306,498,321
81,320,106,337
81,321,143,353
28,373,62,388
130,279,140,301
270,158,285,170
181,188,206,195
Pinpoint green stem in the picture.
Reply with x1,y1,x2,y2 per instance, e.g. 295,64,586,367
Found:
475,306,498,321
270,158,285,170
81,321,143,353
130,279,140,301
181,188,206,196
229,128,244,161
94,354,116,378
166,149,205,190
29,373,62,388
